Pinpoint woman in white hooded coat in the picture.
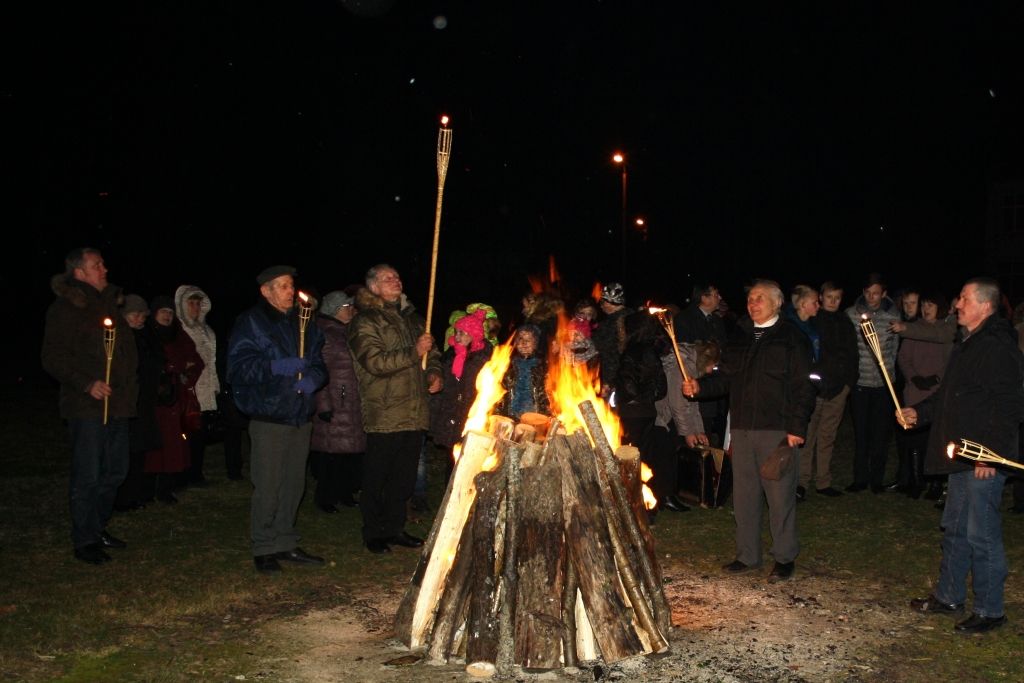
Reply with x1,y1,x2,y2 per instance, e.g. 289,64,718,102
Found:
175,284,221,485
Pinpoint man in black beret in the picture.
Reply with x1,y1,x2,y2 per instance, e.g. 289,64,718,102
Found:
227,265,328,574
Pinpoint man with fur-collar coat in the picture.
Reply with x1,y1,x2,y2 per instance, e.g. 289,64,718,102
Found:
348,264,442,554
42,248,138,565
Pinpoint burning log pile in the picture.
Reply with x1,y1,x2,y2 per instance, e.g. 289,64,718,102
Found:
394,397,672,676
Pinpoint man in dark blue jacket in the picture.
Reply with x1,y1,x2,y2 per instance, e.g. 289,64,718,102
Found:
228,265,328,574
903,277,1024,633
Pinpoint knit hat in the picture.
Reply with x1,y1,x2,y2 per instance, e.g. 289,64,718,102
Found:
256,264,297,286
569,317,592,339
123,294,148,314
601,282,625,305
320,290,354,316
454,309,487,351
150,295,175,313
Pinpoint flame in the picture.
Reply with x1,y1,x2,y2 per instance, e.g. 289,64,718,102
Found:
440,114,449,126
103,318,114,327
297,291,310,305
545,310,621,448
647,306,666,315
526,274,545,295
458,337,516,454
640,462,657,510
548,255,561,287
591,282,604,303
946,441,957,459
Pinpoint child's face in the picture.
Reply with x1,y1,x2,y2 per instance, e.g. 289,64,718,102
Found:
454,329,472,347
515,332,538,356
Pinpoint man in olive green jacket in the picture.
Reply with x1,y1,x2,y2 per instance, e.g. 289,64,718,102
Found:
348,264,441,554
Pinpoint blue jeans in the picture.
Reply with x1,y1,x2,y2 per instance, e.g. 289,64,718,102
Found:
935,469,1008,618
68,417,130,549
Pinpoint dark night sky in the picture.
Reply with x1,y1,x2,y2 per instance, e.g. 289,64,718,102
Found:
10,1,1024,378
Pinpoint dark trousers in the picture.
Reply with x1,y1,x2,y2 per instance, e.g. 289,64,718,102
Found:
186,415,209,483
851,385,894,488
220,391,247,479
115,448,149,507
361,430,422,542
249,420,313,556
309,451,363,505
67,417,130,549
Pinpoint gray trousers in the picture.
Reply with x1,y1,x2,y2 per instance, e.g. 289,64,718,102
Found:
249,420,313,557
799,385,849,489
730,429,800,566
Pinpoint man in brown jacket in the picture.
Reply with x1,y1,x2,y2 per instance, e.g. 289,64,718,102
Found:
42,248,139,565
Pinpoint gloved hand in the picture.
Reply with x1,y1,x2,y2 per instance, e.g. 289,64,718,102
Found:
295,376,318,394
910,375,940,391
318,410,333,423
271,357,309,376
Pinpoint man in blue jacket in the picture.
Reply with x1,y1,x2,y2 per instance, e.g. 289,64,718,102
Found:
228,265,328,574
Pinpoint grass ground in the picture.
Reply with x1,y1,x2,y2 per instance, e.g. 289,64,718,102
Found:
2,380,1023,681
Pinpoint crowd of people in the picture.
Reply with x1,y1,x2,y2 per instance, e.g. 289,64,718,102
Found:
42,247,1024,634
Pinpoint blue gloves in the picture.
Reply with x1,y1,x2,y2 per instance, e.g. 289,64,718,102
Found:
271,357,309,376
294,376,318,395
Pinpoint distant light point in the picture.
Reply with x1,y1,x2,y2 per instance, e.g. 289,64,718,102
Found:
433,15,447,29
394,196,401,202
409,78,416,84
989,88,996,98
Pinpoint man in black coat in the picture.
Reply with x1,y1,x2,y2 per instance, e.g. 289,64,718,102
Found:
684,280,816,582
902,277,1024,633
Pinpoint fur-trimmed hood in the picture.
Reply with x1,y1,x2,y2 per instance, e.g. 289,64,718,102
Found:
175,284,212,328
354,286,414,314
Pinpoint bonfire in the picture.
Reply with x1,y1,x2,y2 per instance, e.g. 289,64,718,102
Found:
394,311,670,677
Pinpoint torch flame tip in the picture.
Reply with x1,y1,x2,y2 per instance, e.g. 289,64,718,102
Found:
440,115,449,126
103,318,114,326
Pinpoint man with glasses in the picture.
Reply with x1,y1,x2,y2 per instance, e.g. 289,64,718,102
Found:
348,264,442,554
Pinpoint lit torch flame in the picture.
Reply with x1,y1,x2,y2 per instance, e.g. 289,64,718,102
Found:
297,291,310,306
640,462,658,510
946,441,957,460
441,114,449,127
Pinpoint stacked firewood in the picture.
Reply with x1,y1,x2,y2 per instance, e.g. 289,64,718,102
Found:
394,400,672,676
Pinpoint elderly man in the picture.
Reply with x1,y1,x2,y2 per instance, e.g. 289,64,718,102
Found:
901,277,1024,633
42,248,139,565
228,265,328,574
349,264,442,554
684,280,815,581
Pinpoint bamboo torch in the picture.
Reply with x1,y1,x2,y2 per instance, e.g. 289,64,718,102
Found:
859,314,908,428
297,292,312,380
947,439,1024,472
422,114,453,370
102,317,115,425
648,306,690,382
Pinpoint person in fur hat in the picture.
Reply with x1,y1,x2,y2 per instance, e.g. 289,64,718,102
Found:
42,247,139,565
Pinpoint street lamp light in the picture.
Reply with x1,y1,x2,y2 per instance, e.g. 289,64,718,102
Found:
612,152,627,279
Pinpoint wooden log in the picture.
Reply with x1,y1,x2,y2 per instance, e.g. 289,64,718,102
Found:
495,443,524,675
519,440,543,468
513,459,566,670
488,415,516,441
574,588,598,661
561,560,579,668
579,401,672,639
425,490,477,664
464,466,508,669
513,423,537,443
398,430,498,649
555,431,644,663
616,446,659,578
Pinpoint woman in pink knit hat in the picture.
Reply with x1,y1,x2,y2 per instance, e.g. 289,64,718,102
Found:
428,309,494,454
